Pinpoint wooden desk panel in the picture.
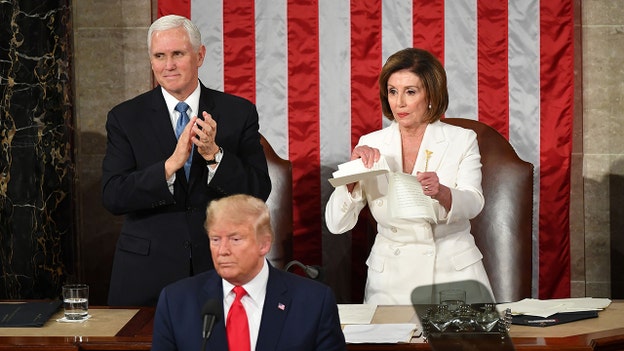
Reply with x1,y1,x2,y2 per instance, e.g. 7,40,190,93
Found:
0,307,152,351
1,303,623,350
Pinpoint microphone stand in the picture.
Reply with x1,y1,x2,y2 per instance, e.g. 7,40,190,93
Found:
284,260,322,280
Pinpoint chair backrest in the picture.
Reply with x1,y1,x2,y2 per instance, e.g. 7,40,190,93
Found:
443,118,533,303
260,135,293,269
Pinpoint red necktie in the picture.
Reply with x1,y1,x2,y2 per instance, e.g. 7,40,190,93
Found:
226,286,250,351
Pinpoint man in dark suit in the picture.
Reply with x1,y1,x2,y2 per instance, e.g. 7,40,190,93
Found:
151,194,346,351
102,15,271,306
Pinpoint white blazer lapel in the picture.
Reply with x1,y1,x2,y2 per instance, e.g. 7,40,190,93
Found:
414,121,449,174
379,122,403,172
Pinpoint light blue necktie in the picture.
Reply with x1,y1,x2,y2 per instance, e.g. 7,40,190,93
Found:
175,101,192,179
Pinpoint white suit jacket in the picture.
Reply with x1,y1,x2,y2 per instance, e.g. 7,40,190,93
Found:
325,120,493,305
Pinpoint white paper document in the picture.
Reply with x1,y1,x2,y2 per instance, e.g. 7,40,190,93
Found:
328,155,437,222
337,304,377,325
328,156,390,187
387,172,436,223
343,323,418,344
496,297,612,318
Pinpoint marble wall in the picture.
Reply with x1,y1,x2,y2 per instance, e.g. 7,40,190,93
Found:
0,0,74,299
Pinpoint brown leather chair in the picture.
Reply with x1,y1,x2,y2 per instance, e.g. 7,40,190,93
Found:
443,118,533,303
260,135,293,269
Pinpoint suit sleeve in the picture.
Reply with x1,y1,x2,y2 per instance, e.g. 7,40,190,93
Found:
207,103,271,201
445,130,485,222
324,137,369,234
101,109,175,215
314,287,347,351
152,289,178,351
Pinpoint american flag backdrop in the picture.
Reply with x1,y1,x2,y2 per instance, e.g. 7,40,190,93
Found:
157,0,574,300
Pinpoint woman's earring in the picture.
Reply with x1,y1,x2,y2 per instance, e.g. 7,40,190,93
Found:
428,103,432,109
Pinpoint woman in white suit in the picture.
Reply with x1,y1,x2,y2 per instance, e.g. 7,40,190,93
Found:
325,48,494,305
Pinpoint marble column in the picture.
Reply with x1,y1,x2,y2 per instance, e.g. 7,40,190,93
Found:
0,0,74,299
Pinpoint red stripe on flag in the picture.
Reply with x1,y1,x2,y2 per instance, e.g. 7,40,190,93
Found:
158,0,190,18
223,0,256,103
349,0,382,303
477,2,509,137
350,0,382,148
287,1,322,265
539,0,574,298
412,0,445,62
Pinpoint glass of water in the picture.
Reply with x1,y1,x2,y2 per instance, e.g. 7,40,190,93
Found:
62,284,89,320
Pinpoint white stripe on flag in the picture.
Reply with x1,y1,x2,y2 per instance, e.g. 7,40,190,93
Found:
445,0,478,120
319,0,351,172
255,0,289,159
507,0,541,297
381,1,412,129
194,0,223,91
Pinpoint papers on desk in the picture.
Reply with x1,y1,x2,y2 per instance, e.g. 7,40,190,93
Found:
337,304,377,324
338,304,418,343
343,323,419,344
497,297,612,318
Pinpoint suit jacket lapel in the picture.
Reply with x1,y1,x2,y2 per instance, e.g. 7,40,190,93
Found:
148,87,179,156
256,265,291,350
415,121,449,174
145,86,192,191
381,121,450,175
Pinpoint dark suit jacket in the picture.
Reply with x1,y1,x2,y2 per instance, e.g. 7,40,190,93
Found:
102,83,271,306
152,263,347,351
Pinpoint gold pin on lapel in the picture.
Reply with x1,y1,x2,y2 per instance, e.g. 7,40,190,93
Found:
424,149,433,172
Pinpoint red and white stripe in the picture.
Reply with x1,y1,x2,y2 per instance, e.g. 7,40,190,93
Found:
158,0,574,299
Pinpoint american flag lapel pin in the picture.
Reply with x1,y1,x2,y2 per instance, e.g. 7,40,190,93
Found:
278,303,285,311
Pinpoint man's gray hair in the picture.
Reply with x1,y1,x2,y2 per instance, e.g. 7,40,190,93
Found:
147,14,202,54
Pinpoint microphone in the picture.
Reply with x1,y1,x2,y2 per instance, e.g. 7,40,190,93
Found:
201,299,221,347
284,260,324,281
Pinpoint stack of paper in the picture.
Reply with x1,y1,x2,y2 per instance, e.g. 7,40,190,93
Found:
328,156,390,187
497,297,612,318
338,304,419,343
342,323,419,343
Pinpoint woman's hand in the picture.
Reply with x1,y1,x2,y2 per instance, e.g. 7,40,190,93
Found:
344,145,380,193
417,171,452,211
351,145,380,168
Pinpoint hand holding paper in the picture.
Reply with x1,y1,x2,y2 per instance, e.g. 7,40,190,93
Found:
328,155,438,223
328,155,391,187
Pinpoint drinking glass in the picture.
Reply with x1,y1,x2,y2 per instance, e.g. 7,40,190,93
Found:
62,284,89,320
